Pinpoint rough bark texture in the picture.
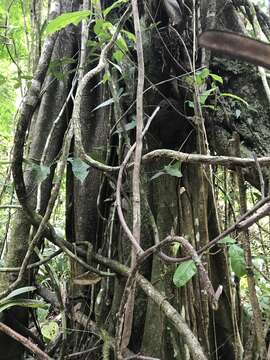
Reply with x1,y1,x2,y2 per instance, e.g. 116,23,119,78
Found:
2,0,270,359
0,1,79,358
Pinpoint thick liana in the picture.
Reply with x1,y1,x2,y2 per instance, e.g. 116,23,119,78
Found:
199,30,270,70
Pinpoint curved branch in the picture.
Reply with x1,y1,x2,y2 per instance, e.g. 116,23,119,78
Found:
0,322,53,360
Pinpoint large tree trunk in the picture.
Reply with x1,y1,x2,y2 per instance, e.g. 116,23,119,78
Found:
1,0,269,359
0,1,79,358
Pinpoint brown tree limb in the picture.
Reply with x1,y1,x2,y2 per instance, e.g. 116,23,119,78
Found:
233,133,266,358
116,108,160,255
115,108,159,358
119,0,145,353
0,322,53,360
0,249,62,272
11,2,59,210
142,149,270,167
198,30,270,70
73,6,131,172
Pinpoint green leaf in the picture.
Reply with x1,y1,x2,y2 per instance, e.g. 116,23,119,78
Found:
114,119,136,134
103,0,129,17
164,161,182,178
150,171,166,181
116,36,128,53
235,109,241,118
124,120,136,131
37,308,49,322
247,105,258,113
229,244,247,277
0,299,47,313
195,68,210,86
25,160,50,184
209,73,223,84
186,100,194,108
252,257,264,270
173,260,197,287
41,321,59,342
199,87,217,105
220,93,249,107
218,236,236,245
68,158,90,184
113,50,124,63
14,81,22,89
0,286,36,304
110,61,122,74
103,72,111,83
121,30,136,43
199,68,210,78
92,98,114,112
151,161,182,180
49,57,77,81
46,11,91,35
93,20,112,39
93,19,103,36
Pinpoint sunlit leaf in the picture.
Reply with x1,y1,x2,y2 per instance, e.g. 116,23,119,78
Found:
150,171,166,181
42,321,59,342
93,19,112,39
209,73,223,84
195,68,210,86
116,36,128,53
68,158,90,184
164,161,182,178
92,98,114,112
0,299,47,313
114,119,136,133
173,260,197,287
109,61,122,73
121,30,136,43
218,236,236,245
25,160,50,184
229,244,247,277
103,72,111,83
199,87,217,105
46,11,91,35
0,286,36,303
235,109,241,118
186,100,194,108
113,50,124,62
202,104,216,110
103,0,129,17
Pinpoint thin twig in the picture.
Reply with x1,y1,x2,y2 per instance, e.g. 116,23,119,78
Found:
121,0,145,351
252,152,265,197
116,107,160,255
73,6,131,171
0,249,62,272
